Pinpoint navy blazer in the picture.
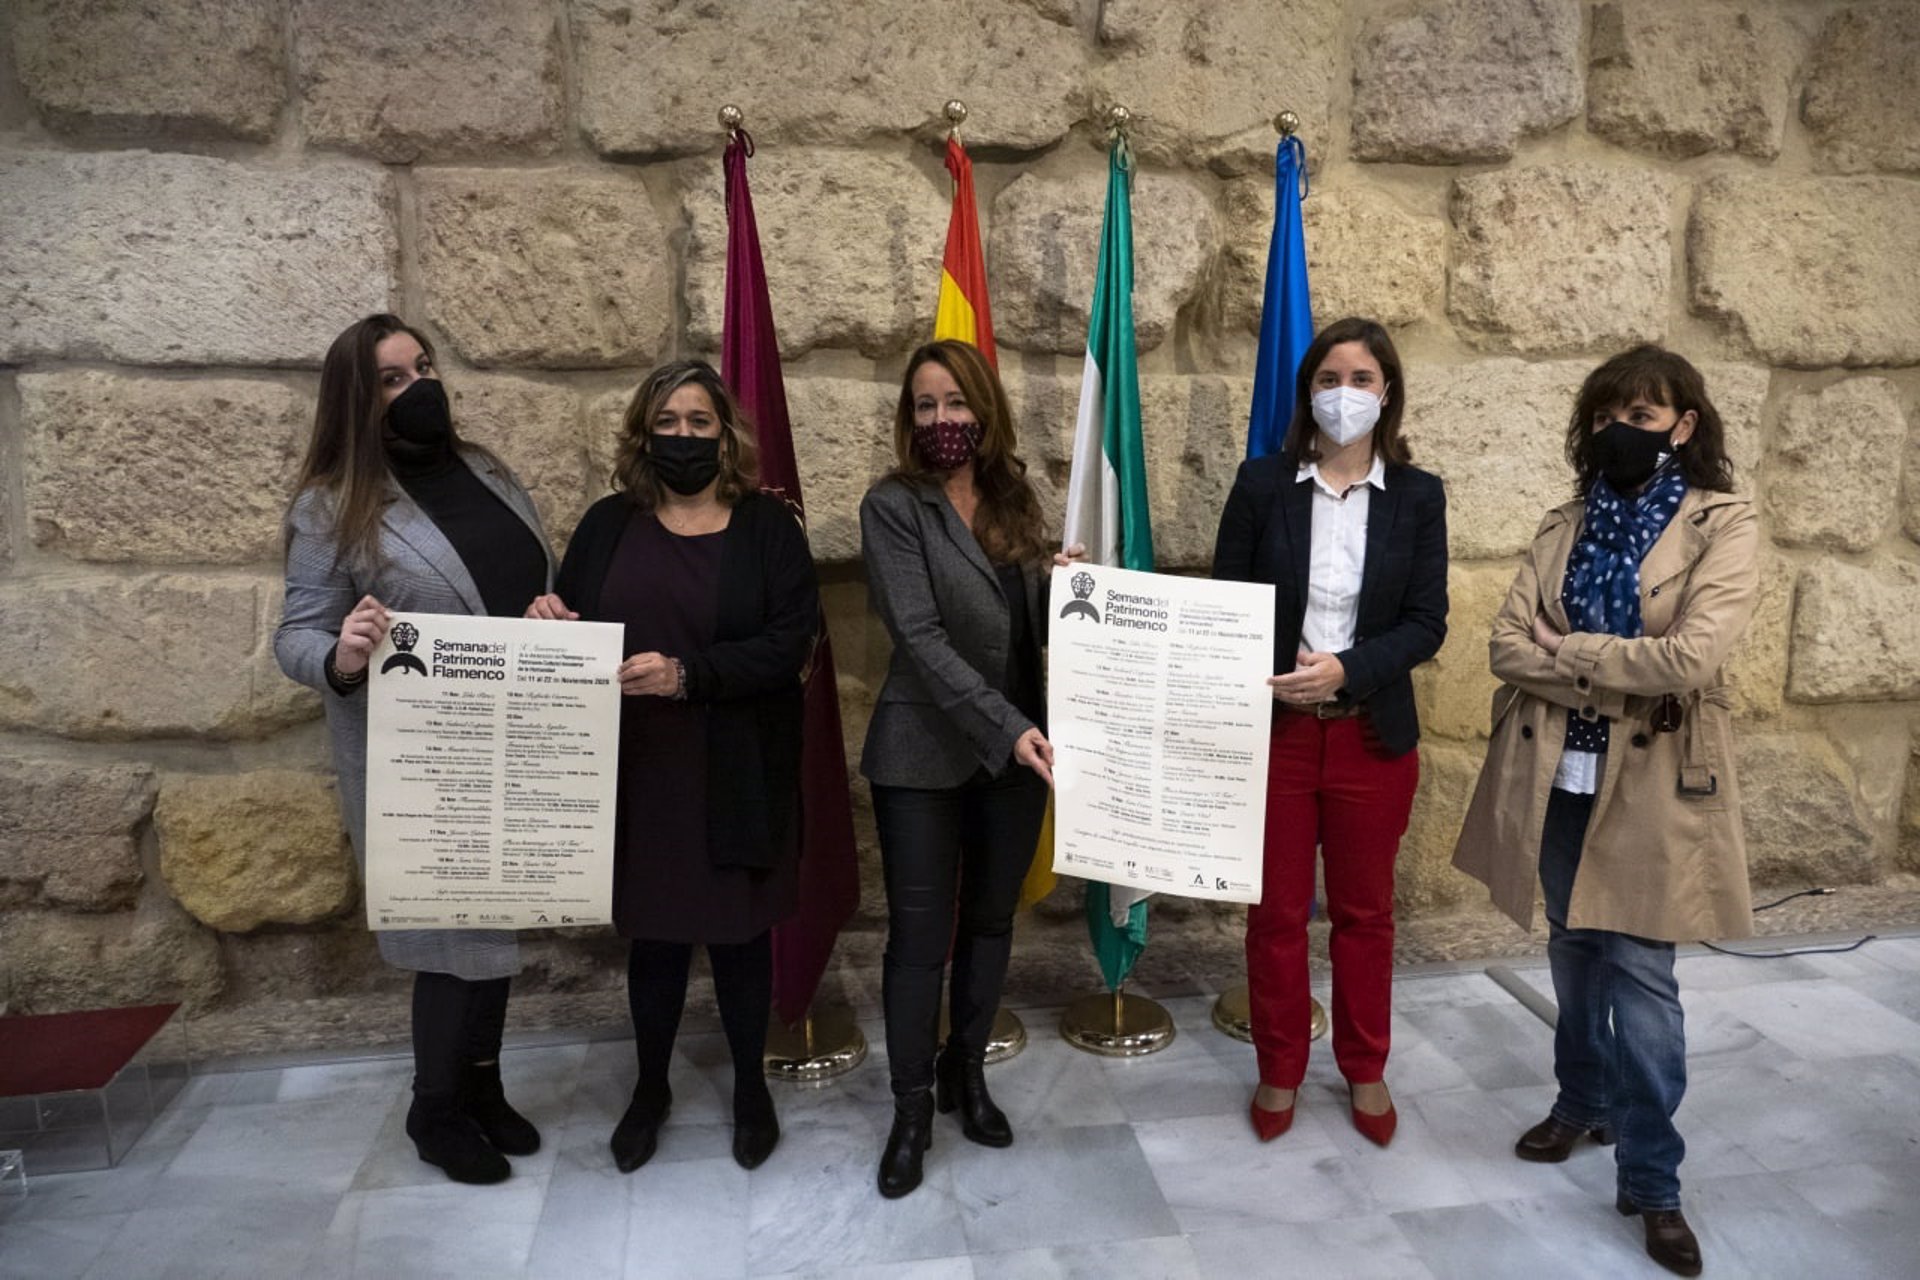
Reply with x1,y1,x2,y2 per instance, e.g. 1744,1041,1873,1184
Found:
1211,456,1449,758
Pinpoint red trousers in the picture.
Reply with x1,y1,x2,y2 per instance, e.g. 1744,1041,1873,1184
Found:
1246,710,1419,1088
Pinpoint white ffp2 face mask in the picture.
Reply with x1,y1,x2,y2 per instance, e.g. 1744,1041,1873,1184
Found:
1311,386,1382,447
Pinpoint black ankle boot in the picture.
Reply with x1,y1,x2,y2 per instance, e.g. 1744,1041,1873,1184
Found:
732,1081,780,1170
461,1061,541,1156
935,1046,1012,1148
609,1086,671,1174
407,1092,510,1185
877,1090,935,1199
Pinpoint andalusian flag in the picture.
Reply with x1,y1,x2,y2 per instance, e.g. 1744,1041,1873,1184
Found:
1061,136,1154,990
1247,133,1313,459
932,135,996,364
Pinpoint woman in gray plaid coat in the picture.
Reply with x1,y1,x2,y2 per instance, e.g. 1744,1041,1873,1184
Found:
276,314,555,1186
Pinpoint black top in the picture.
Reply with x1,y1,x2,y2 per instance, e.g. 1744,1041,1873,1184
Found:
557,490,820,873
996,561,1045,727
393,452,546,619
599,511,796,942
1211,457,1449,758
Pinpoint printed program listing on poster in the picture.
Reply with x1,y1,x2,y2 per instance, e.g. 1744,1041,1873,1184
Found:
1048,565,1275,904
364,612,623,930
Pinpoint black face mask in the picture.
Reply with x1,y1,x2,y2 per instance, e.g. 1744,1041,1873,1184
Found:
1591,420,1674,491
651,434,722,496
384,378,452,451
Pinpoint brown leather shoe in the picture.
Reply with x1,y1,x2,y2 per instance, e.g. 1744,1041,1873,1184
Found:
1514,1113,1616,1163
1617,1193,1702,1277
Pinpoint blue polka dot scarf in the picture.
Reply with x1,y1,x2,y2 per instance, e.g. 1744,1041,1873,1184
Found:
1564,462,1688,640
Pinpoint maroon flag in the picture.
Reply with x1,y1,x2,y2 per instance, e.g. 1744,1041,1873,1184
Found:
721,129,861,1026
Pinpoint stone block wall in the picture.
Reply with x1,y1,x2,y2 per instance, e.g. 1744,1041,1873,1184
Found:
2,1,1916,1028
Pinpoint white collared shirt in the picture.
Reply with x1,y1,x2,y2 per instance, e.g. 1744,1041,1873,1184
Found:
1298,455,1387,655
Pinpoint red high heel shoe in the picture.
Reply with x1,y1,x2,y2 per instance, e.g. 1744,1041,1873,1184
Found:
1249,1093,1295,1142
1349,1084,1397,1147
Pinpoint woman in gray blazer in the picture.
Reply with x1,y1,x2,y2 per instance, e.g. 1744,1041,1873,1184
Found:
861,340,1059,1199
277,314,554,1186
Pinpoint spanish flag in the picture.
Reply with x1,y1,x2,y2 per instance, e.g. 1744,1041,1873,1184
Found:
932,135,996,365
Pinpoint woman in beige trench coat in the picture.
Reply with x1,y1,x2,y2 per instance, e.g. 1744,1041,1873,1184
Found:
1452,346,1758,1278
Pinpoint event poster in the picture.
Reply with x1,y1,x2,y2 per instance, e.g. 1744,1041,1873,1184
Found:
364,612,624,930
1048,565,1276,904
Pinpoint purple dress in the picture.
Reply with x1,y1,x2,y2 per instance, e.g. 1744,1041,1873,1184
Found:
597,510,798,943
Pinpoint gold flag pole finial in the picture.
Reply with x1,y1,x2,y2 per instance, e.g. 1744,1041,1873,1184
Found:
1107,103,1133,136
719,103,745,135
944,98,969,140
1275,109,1300,137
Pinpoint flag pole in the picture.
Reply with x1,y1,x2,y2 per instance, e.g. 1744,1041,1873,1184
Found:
1209,107,1327,1051
1054,103,1176,1057
926,95,1028,1065
710,104,868,1084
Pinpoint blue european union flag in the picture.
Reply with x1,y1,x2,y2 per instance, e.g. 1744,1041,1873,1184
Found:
1246,135,1312,460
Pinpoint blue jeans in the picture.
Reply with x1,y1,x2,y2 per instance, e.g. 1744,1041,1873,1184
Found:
1539,787,1687,1210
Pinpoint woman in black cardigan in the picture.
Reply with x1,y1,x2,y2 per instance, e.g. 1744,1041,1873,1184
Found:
526,360,818,1175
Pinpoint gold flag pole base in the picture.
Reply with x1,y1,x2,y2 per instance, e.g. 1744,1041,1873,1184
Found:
986,1007,1028,1063
934,1007,1030,1065
764,1007,867,1085
1211,984,1328,1044
1060,986,1175,1057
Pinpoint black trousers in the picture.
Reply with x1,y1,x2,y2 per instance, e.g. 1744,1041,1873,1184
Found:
873,767,1049,1096
626,932,772,1106
410,972,511,1100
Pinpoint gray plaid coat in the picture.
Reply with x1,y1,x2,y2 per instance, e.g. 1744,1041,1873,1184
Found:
275,450,555,979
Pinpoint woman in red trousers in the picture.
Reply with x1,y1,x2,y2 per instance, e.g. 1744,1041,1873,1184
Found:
1211,317,1448,1146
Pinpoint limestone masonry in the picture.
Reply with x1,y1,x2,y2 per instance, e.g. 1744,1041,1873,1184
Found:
0,0,1915,1033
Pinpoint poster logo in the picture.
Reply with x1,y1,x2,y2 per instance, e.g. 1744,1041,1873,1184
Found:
380,621,429,676
1060,570,1101,623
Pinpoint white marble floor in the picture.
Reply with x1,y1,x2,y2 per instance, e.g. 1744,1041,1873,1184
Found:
5,936,1920,1279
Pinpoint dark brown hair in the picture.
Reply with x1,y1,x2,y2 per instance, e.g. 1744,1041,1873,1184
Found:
287,313,499,570
1280,316,1412,469
890,340,1049,566
1566,345,1734,496
611,359,759,510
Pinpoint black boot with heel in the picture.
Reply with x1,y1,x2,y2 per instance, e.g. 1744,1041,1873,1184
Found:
935,1044,1012,1148
461,1060,541,1156
877,1090,935,1199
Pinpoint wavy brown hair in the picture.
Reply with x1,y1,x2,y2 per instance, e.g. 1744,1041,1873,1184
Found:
1566,345,1734,496
287,313,499,570
890,340,1049,566
611,360,760,510
1280,316,1412,469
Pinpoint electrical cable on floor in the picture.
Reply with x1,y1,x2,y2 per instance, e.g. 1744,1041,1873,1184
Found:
1701,935,1877,960
1702,887,1877,959
1752,887,1834,913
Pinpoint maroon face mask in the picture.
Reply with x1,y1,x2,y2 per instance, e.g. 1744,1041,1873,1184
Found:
910,418,983,471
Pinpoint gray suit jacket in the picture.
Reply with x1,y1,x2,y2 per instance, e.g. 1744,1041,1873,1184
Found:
275,449,555,981
859,476,1045,789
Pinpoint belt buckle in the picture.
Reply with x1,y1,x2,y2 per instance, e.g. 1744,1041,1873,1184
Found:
1314,701,1342,720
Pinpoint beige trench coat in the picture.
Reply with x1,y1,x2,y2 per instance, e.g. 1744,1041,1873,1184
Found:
1451,487,1761,942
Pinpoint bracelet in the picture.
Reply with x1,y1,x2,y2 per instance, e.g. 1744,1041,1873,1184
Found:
669,656,688,701
325,649,368,692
